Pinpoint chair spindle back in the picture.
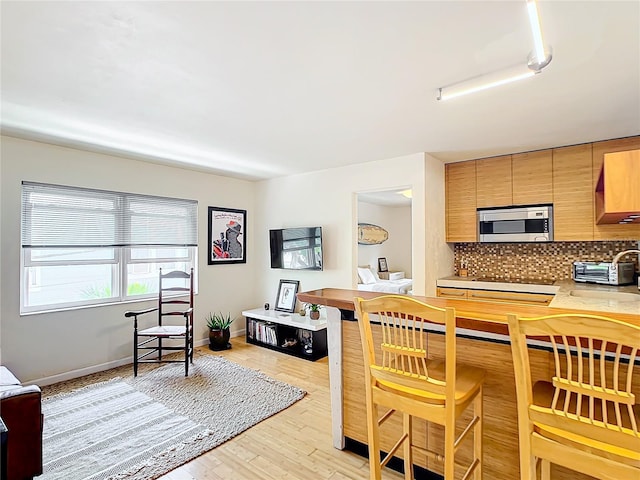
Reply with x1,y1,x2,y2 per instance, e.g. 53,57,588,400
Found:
508,313,640,453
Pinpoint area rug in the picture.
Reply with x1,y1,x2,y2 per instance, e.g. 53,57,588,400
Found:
41,356,306,480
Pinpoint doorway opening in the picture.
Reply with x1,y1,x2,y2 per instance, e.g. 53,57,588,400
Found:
356,188,413,293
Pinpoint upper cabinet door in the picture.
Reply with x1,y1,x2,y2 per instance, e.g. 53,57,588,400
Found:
552,144,594,241
476,155,512,208
443,136,640,243
512,150,553,205
592,136,640,240
446,161,477,242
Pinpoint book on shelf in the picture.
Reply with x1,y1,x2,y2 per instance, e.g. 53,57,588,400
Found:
250,319,278,346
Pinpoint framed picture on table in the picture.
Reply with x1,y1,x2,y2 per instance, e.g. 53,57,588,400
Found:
378,257,388,273
275,279,299,313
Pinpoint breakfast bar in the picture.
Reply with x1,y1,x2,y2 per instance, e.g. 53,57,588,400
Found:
297,287,640,480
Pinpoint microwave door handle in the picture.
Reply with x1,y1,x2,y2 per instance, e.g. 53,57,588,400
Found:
482,212,525,221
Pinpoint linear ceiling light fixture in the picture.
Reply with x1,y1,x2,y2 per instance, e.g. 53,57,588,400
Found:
527,0,547,65
437,0,552,101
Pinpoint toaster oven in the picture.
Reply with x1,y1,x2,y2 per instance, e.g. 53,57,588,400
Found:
572,261,635,285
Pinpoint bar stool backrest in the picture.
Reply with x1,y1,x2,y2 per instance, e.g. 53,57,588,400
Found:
354,295,457,401
508,313,640,455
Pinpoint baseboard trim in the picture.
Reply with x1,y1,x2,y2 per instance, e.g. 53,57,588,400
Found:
33,331,245,386
344,437,444,480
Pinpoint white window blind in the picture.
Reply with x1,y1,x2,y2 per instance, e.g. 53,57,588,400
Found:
21,182,198,248
20,182,198,314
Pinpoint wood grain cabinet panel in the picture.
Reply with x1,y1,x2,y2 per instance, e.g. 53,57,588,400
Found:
512,150,553,205
436,287,468,299
476,155,512,208
592,136,640,240
437,288,553,305
465,289,554,306
444,137,639,243
552,144,594,241
445,161,477,242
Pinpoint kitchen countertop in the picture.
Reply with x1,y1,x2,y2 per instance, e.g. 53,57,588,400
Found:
295,286,639,479
436,276,640,315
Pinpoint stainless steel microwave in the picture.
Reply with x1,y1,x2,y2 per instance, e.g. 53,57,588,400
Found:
478,205,553,243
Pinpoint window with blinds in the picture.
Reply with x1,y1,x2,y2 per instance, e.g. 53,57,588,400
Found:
20,182,198,313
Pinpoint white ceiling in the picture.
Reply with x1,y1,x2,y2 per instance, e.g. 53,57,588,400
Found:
358,189,412,207
1,1,638,181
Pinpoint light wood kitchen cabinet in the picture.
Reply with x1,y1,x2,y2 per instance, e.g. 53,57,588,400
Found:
592,136,640,240
445,161,477,242
596,150,640,222
436,287,468,299
465,289,554,305
436,287,553,305
444,136,640,243
512,149,553,205
552,144,594,241
476,155,512,208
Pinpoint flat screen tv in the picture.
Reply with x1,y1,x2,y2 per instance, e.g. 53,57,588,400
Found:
270,227,323,270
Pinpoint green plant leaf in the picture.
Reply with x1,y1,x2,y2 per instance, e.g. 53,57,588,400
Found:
304,303,321,312
206,312,235,330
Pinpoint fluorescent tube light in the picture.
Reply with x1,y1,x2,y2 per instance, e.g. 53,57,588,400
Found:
526,0,546,65
436,0,552,102
437,64,537,101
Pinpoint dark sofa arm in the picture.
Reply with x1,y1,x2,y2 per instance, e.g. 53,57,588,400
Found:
1,385,43,479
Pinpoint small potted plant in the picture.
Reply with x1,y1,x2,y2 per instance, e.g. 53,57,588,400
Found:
304,303,322,320
206,312,235,351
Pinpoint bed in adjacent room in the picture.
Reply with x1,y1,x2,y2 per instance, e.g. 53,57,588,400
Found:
356,266,413,295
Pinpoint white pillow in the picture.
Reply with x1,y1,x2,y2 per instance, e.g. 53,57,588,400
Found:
356,265,368,284
357,267,377,285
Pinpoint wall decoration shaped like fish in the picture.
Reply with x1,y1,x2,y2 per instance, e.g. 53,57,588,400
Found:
358,223,389,245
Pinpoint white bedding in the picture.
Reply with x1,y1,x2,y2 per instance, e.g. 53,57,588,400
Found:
357,278,413,295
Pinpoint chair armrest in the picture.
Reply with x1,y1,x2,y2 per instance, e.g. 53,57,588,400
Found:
1,386,43,478
0,384,41,401
182,307,193,318
125,307,158,318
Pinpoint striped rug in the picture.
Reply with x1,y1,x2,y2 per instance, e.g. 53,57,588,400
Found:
41,356,306,480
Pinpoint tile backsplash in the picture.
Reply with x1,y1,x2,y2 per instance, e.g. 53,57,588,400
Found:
454,241,639,281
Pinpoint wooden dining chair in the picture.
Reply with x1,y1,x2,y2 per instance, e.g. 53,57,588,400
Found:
125,268,194,376
354,294,485,480
507,313,640,480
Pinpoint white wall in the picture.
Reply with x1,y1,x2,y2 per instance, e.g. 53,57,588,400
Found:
0,137,453,384
0,136,256,382
253,152,451,302
423,153,455,292
357,202,412,277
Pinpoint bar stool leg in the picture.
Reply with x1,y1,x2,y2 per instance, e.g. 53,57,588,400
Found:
516,419,535,480
366,402,382,480
474,387,483,479
403,413,413,480
540,459,550,480
444,409,455,479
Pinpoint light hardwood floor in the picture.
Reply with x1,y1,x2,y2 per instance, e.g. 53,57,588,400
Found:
156,338,403,480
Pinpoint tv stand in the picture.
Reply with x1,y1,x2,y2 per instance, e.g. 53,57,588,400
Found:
242,308,328,361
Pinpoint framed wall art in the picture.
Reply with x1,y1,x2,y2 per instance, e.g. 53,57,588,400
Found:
274,279,299,313
378,257,388,272
208,206,247,265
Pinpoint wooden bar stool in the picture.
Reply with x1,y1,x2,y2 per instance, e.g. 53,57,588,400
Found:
354,295,485,480
507,313,640,480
